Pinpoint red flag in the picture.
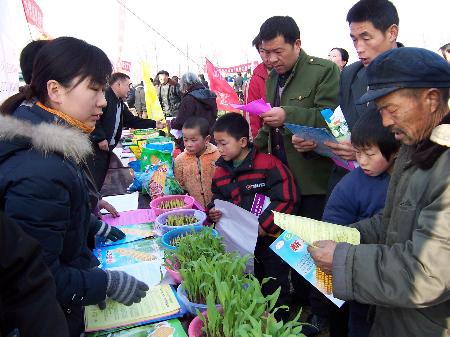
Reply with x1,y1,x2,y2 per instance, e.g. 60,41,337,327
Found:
22,0,44,32
205,58,240,112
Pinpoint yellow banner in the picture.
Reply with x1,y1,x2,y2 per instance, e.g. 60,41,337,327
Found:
141,61,165,121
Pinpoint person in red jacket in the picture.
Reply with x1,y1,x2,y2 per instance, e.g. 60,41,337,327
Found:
208,113,298,322
244,34,273,140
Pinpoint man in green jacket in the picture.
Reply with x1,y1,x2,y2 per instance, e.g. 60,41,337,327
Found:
255,16,340,220
309,47,450,337
254,16,340,335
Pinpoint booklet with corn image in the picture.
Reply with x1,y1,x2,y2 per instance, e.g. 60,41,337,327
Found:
98,222,156,247
270,212,360,307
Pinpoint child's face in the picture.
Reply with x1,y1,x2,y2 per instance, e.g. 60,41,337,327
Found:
355,144,394,177
182,127,209,155
214,131,248,162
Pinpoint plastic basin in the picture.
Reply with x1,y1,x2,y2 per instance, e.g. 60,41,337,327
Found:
156,209,206,234
160,226,218,251
150,195,195,216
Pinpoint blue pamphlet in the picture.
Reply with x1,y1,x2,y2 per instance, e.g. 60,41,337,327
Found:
284,123,357,171
270,231,345,307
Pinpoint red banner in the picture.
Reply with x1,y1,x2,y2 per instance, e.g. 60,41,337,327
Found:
121,60,131,72
205,58,240,112
218,61,259,74
22,0,43,32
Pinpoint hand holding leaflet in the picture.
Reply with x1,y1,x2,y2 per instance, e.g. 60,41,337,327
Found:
285,122,357,171
270,212,360,307
230,98,271,116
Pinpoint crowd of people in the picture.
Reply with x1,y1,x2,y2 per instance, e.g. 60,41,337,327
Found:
0,0,449,337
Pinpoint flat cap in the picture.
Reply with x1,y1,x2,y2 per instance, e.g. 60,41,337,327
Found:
359,47,450,104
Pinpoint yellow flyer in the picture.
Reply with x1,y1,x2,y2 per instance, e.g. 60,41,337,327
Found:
84,284,181,332
272,211,360,245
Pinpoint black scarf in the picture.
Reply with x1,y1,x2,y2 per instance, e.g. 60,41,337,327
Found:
411,112,450,170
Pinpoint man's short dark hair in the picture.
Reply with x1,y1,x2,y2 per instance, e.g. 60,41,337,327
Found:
109,72,130,85
183,117,210,138
259,16,300,45
20,40,48,84
351,112,400,161
332,47,349,63
346,0,399,32
439,42,450,60
213,113,249,141
157,70,170,77
252,34,262,51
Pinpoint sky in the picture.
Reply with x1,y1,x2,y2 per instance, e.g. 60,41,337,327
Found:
7,0,450,83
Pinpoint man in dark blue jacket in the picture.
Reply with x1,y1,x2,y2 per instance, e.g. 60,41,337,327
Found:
325,0,402,191
89,72,164,190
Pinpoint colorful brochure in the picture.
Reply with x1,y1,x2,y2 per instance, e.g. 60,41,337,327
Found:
284,122,357,171
270,232,345,307
86,319,187,337
321,107,351,142
97,222,156,247
284,123,337,157
84,285,182,332
270,212,361,306
94,238,163,269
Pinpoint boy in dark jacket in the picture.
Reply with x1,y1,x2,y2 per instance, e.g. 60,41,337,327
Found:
322,112,400,337
208,113,298,321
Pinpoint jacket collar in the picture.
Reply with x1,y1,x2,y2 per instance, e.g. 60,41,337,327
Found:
430,123,450,147
183,143,218,157
215,144,256,172
0,104,92,164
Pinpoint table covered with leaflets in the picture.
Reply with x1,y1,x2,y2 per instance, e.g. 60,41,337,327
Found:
86,128,359,337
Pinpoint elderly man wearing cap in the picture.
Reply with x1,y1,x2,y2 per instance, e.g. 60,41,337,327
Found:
308,47,450,337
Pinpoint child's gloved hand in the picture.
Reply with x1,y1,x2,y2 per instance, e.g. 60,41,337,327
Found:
208,208,222,223
105,270,149,305
95,220,126,242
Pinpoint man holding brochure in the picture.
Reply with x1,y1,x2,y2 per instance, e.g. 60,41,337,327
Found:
308,48,450,337
254,16,340,220
324,0,402,190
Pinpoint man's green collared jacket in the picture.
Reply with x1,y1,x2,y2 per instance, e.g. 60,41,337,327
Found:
254,49,340,195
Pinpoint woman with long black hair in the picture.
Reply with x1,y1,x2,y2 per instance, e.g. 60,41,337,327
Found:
0,37,148,336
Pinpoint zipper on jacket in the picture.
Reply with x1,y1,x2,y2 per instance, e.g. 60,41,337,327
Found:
197,157,207,206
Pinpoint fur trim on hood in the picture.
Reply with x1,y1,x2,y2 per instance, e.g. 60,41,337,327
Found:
0,114,92,163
